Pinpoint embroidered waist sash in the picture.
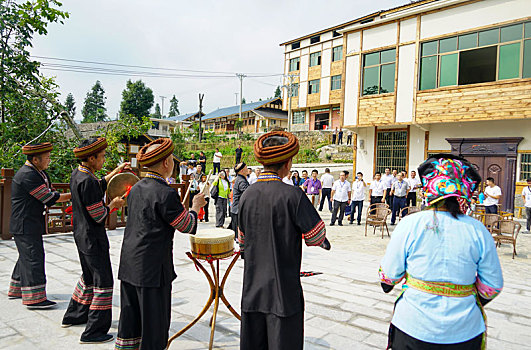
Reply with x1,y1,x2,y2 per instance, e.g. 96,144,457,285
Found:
402,273,486,350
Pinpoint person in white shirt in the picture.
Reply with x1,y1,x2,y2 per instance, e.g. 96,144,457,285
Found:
406,170,422,207
390,172,410,225
349,172,366,225
247,167,258,185
282,171,294,186
319,168,334,212
381,168,394,207
213,147,223,175
249,168,261,185
369,172,385,206
522,178,531,233
330,171,351,226
484,177,502,214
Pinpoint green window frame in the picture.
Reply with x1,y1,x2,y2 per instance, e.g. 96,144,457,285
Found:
521,153,531,181
362,48,396,96
292,111,305,124
308,79,320,94
331,75,341,90
332,46,343,61
309,52,321,67
375,130,408,174
289,57,300,72
419,20,531,90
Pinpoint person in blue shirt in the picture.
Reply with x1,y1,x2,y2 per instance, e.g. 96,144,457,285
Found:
379,154,503,350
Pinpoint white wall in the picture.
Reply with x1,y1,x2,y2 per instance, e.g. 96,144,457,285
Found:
346,31,361,54
395,44,416,123
310,44,321,53
343,55,359,126
289,50,300,59
322,32,333,41
400,17,417,43
355,127,375,176
333,38,343,47
300,54,309,81
421,0,530,39
321,48,332,77
409,126,426,171
323,41,332,50
362,22,397,51
320,77,331,105
299,81,308,107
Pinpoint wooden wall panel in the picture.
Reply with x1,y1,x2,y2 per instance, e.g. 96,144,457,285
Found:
330,61,344,77
307,93,321,107
358,95,395,126
308,66,321,81
416,81,531,123
329,90,342,104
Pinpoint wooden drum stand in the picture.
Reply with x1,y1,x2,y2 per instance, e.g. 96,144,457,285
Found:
167,251,241,349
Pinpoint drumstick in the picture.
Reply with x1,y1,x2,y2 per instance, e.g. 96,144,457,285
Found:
201,170,213,195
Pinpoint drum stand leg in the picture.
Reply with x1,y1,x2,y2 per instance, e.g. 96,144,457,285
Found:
167,252,241,350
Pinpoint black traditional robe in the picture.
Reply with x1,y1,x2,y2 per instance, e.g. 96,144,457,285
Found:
115,171,198,350
62,165,113,340
238,171,326,350
230,173,249,237
8,161,60,305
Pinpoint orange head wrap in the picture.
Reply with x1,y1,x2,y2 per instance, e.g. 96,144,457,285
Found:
137,138,175,167
73,138,108,159
254,131,299,165
22,142,53,155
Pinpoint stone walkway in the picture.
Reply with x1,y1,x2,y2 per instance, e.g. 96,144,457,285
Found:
0,206,530,349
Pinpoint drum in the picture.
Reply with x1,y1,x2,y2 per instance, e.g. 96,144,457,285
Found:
190,229,235,260
106,172,139,202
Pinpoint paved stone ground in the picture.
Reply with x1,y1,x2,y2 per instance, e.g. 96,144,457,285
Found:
0,203,530,349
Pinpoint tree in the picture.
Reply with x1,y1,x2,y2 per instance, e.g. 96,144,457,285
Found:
274,86,281,98
241,97,246,104
0,0,69,170
120,80,154,121
64,93,76,118
168,95,180,117
152,103,162,118
82,81,107,123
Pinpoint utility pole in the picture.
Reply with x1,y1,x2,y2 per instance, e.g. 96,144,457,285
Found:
198,93,204,142
282,74,298,132
159,95,166,117
236,73,246,137
234,92,239,105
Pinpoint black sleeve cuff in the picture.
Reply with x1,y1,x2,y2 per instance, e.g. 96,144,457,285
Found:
189,210,198,235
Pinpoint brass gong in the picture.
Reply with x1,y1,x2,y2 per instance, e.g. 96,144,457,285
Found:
106,172,139,202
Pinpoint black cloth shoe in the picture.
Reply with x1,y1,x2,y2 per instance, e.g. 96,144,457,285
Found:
349,221,353,225
79,334,114,344
26,300,56,310
338,222,343,226
330,222,335,226
357,222,361,225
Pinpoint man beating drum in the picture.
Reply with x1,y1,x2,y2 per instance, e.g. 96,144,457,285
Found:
115,138,206,350
238,130,331,350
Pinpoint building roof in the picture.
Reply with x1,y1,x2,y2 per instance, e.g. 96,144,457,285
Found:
165,112,204,122
252,108,288,120
279,0,438,46
203,98,280,121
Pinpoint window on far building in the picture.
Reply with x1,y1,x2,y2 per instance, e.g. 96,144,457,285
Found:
310,35,320,44
521,153,531,180
289,57,300,71
310,52,322,67
419,21,531,90
362,48,396,95
308,79,320,94
291,83,299,97
375,130,408,174
333,30,341,38
291,41,300,50
331,75,341,90
292,111,305,124
332,46,343,61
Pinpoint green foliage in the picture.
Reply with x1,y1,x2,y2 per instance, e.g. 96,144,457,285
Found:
274,86,281,98
64,93,75,118
82,80,107,123
119,80,154,121
168,95,179,117
152,103,161,118
241,97,246,104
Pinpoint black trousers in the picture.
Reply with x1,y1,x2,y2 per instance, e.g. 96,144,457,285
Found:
202,197,209,222
63,250,113,339
485,205,498,214
213,162,221,174
390,325,482,350
215,197,227,227
240,311,303,350
331,200,348,224
9,234,48,305
386,191,394,207
391,196,407,224
338,135,343,145
231,212,238,239
406,192,417,207
370,196,383,214
235,156,241,164
347,135,352,145
319,188,332,211
349,200,364,224
332,135,336,144
115,281,172,350
526,207,531,231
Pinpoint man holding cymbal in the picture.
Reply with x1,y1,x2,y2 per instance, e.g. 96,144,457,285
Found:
115,138,205,350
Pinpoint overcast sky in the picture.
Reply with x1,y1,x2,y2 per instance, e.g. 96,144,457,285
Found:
31,0,409,121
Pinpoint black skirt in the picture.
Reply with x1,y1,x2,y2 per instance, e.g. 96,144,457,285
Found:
390,325,483,350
